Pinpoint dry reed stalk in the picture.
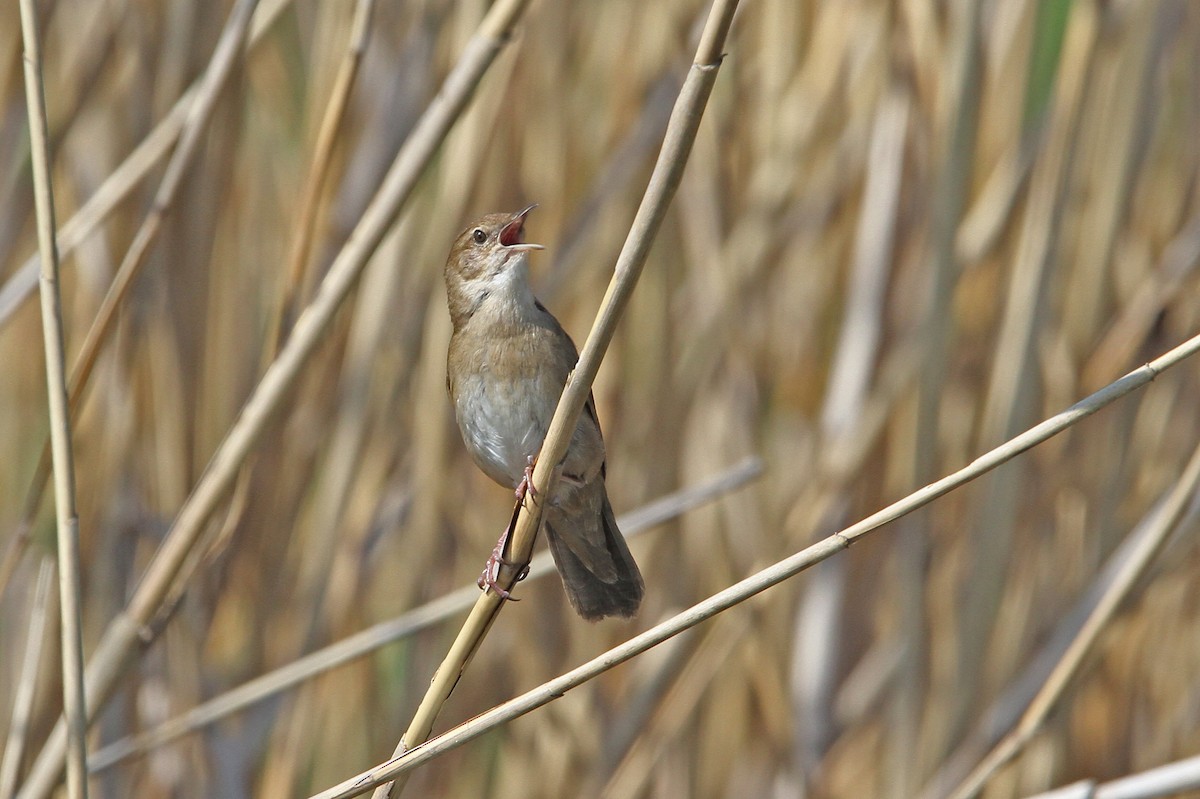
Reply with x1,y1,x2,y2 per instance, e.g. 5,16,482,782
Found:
13,1,535,796
368,3,740,797
18,0,89,794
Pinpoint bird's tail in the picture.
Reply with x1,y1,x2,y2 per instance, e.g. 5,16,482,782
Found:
544,496,644,621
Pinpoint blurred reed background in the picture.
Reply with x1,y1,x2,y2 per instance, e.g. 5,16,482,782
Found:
2,0,1199,797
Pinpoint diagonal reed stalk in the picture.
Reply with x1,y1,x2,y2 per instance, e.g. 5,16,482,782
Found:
315,329,1200,799
366,2,741,797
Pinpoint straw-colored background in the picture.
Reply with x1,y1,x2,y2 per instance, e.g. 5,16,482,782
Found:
2,0,1199,797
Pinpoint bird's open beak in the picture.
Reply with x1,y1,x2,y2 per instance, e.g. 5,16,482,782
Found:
499,205,544,251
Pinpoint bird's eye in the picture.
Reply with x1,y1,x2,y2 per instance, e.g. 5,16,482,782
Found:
472,228,487,244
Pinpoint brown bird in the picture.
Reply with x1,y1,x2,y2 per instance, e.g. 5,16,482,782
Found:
444,205,644,620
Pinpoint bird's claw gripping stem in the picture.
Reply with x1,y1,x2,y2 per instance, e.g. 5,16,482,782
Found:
477,524,530,601
514,455,537,504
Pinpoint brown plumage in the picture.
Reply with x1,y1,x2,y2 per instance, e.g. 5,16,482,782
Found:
444,206,643,620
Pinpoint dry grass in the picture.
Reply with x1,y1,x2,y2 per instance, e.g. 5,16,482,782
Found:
2,1,1200,798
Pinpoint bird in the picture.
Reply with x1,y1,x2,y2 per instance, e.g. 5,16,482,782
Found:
444,205,644,620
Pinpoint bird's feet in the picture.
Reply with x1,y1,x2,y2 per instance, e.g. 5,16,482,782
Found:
479,456,537,599
514,455,538,505
477,525,530,601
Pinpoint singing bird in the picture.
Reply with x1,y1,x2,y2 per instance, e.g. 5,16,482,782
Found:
444,206,644,620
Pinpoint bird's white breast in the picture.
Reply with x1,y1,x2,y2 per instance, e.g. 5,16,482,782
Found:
454,372,546,488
